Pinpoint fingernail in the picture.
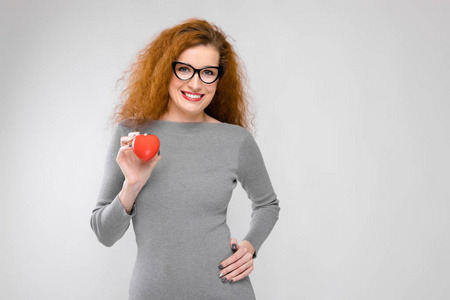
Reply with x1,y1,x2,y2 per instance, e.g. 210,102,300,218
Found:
232,243,237,250
128,144,132,147
218,264,223,269
222,277,227,283
157,150,160,156
229,279,233,284
219,272,224,278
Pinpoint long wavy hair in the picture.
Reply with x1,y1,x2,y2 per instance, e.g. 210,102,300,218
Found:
109,18,255,134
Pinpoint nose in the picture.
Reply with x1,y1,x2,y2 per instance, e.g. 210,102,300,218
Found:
187,72,202,91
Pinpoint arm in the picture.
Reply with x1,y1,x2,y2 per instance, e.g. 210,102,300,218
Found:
237,131,281,259
90,123,138,247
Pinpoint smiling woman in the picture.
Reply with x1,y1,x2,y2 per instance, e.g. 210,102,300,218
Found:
110,18,251,129
164,44,221,121
91,18,281,300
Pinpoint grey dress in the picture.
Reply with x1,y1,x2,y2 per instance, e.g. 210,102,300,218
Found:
90,120,281,299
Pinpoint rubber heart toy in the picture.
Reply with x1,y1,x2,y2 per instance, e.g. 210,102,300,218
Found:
132,134,160,161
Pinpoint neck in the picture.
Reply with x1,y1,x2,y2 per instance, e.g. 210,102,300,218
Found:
158,110,209,123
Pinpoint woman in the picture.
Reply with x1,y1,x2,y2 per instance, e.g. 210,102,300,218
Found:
90,18,280,299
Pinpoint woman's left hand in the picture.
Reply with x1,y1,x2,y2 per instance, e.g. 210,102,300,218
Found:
218,238,255,283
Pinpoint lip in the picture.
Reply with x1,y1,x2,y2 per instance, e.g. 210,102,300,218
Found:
181,90,204,102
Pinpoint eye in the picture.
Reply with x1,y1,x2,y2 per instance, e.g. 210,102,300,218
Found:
178,66,190,73
202,69,216,77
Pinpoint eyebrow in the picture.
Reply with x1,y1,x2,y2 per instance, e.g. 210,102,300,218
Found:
175,61,220,69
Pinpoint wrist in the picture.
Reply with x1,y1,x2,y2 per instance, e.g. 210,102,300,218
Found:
119,180,143,215
241,240,255,256
123,179,143,193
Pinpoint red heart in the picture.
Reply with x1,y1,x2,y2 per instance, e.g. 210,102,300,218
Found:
132,134,160,161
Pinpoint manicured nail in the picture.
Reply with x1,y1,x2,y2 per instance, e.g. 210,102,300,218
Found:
157,150,160,156
232,243,237,250
219,272,224,278
222,277,227,283
229,279,233,284
128,144,132,147
218,264,223,269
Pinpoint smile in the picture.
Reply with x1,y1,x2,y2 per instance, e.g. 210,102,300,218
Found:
181,91,204,101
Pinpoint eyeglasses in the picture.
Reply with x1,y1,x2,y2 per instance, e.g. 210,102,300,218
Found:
172,61,223,84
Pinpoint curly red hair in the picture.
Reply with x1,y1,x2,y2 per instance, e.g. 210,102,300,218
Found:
109,18,255,133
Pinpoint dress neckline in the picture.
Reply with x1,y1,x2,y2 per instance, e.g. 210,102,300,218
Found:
152,120,224,125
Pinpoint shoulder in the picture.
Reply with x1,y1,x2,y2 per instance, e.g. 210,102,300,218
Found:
206,116,250,138
217,122,252,140
117,119,134,129
117,118,150,132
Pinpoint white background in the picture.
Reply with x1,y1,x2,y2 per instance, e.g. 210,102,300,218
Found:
1,0,449,299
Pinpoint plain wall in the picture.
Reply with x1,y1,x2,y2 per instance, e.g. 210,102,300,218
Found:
1,0,449,299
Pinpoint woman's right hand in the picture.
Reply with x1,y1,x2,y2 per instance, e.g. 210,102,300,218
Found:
116,131,162,186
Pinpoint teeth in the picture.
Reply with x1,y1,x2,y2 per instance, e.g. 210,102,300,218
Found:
184,92,202,99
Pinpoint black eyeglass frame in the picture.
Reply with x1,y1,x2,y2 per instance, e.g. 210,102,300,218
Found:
171,61,223,84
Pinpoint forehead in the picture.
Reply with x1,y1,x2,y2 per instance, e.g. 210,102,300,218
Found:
176,44,220,68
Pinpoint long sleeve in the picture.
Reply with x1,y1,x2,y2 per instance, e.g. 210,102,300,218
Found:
90,123,136,247
237,130,281,259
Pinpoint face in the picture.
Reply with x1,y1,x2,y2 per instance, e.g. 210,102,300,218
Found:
167,44,220,121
